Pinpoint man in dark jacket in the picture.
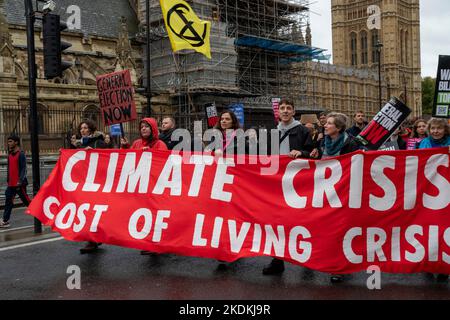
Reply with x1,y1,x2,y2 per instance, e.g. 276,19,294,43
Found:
263,99,313,275
346,110,368,137
159,117,178,150
0,135,31,228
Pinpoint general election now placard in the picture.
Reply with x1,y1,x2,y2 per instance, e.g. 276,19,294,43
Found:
433,55,450,118
356,97,411,150
96,70,138,126
27,149,450,275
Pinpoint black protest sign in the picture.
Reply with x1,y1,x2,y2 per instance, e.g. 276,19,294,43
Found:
433,55,450,118
355,97,411,150
96,70,137,126
379,140,400,151
205,103,219,128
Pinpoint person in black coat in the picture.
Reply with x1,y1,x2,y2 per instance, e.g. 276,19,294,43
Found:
262,98,314,276
73,119,107,254
159,117,178,150
346,110,368,137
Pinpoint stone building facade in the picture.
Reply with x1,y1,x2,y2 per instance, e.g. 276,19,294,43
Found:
327,0,422,117
0,0,144,152
0,0,423,153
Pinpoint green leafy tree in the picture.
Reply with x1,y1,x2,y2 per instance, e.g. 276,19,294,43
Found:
422,77,436,115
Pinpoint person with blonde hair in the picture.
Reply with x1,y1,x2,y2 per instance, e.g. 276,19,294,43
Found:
418,118,450,150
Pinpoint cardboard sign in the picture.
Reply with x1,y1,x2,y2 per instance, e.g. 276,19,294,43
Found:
96,70,137,126
272,98,281,123
228,103,245,128
355,97,411,150
433,55,450,118
205,103,219,128
110,124,122,137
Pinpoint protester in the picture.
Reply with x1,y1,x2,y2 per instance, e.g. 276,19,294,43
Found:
72,120,107,150
319,112,359,159
406,119,428,150
304,122,322,157
417,118,450,282
159,116,178,150
398,120,413,143
0,135,31,228
317,111,328,139
418,118,450,150
69,134,78,149
315,113,360,282
245,127,259,155
71,120,107,253
104,133,115,148
346,110,367,137
121,117,168,151
121,117,168,256
206,111,241,156
262,98,313,276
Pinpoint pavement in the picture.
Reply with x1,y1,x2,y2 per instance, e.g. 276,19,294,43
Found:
0,208,449,300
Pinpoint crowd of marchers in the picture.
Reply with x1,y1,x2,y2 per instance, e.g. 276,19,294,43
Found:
1,98,449,283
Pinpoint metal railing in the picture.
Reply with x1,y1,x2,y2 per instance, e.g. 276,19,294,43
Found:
0,107,176,154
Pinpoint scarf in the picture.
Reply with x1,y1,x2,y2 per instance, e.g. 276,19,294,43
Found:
324,132,348,157
277,120,301,155
430,135,449,148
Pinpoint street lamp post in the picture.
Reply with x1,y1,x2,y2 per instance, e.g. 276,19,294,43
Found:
24,0,42,234
146,0,152,117
375,41,383,110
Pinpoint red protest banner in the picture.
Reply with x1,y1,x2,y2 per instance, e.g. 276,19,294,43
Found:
96,70,137,126
27,149,450,275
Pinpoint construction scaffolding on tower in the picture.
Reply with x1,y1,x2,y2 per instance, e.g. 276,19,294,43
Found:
141,0,325,130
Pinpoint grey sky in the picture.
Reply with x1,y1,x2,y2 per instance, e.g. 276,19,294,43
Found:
309,0,447,78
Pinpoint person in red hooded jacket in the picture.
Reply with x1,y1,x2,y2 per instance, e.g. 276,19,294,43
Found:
120,117,167,256
120,117,168,151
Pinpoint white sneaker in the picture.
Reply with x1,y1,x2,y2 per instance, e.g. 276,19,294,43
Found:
0,219,10,228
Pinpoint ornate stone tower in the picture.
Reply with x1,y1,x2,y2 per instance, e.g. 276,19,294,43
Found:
331,0,422,116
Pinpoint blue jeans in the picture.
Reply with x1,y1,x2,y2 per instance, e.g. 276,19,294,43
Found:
3,186,31,223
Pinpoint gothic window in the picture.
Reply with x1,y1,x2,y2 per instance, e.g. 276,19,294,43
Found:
405,31,409,65
350,32,358,66
371,30,379,64
360,31,368,65
82,105,101,129
400,30,404,65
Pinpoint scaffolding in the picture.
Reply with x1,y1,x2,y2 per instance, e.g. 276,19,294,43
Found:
142,0,324,129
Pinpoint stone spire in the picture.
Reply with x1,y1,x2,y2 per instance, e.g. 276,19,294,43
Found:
305,23,312,46
115,16,137,83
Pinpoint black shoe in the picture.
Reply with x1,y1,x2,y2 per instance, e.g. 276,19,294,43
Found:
80,242,98,254
262,259,285,275
330,274,344,283
436,274,449,282
217,260,228,271
140,250,158,256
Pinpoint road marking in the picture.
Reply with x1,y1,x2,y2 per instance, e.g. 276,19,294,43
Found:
0,236,64,252
0,225,35,233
